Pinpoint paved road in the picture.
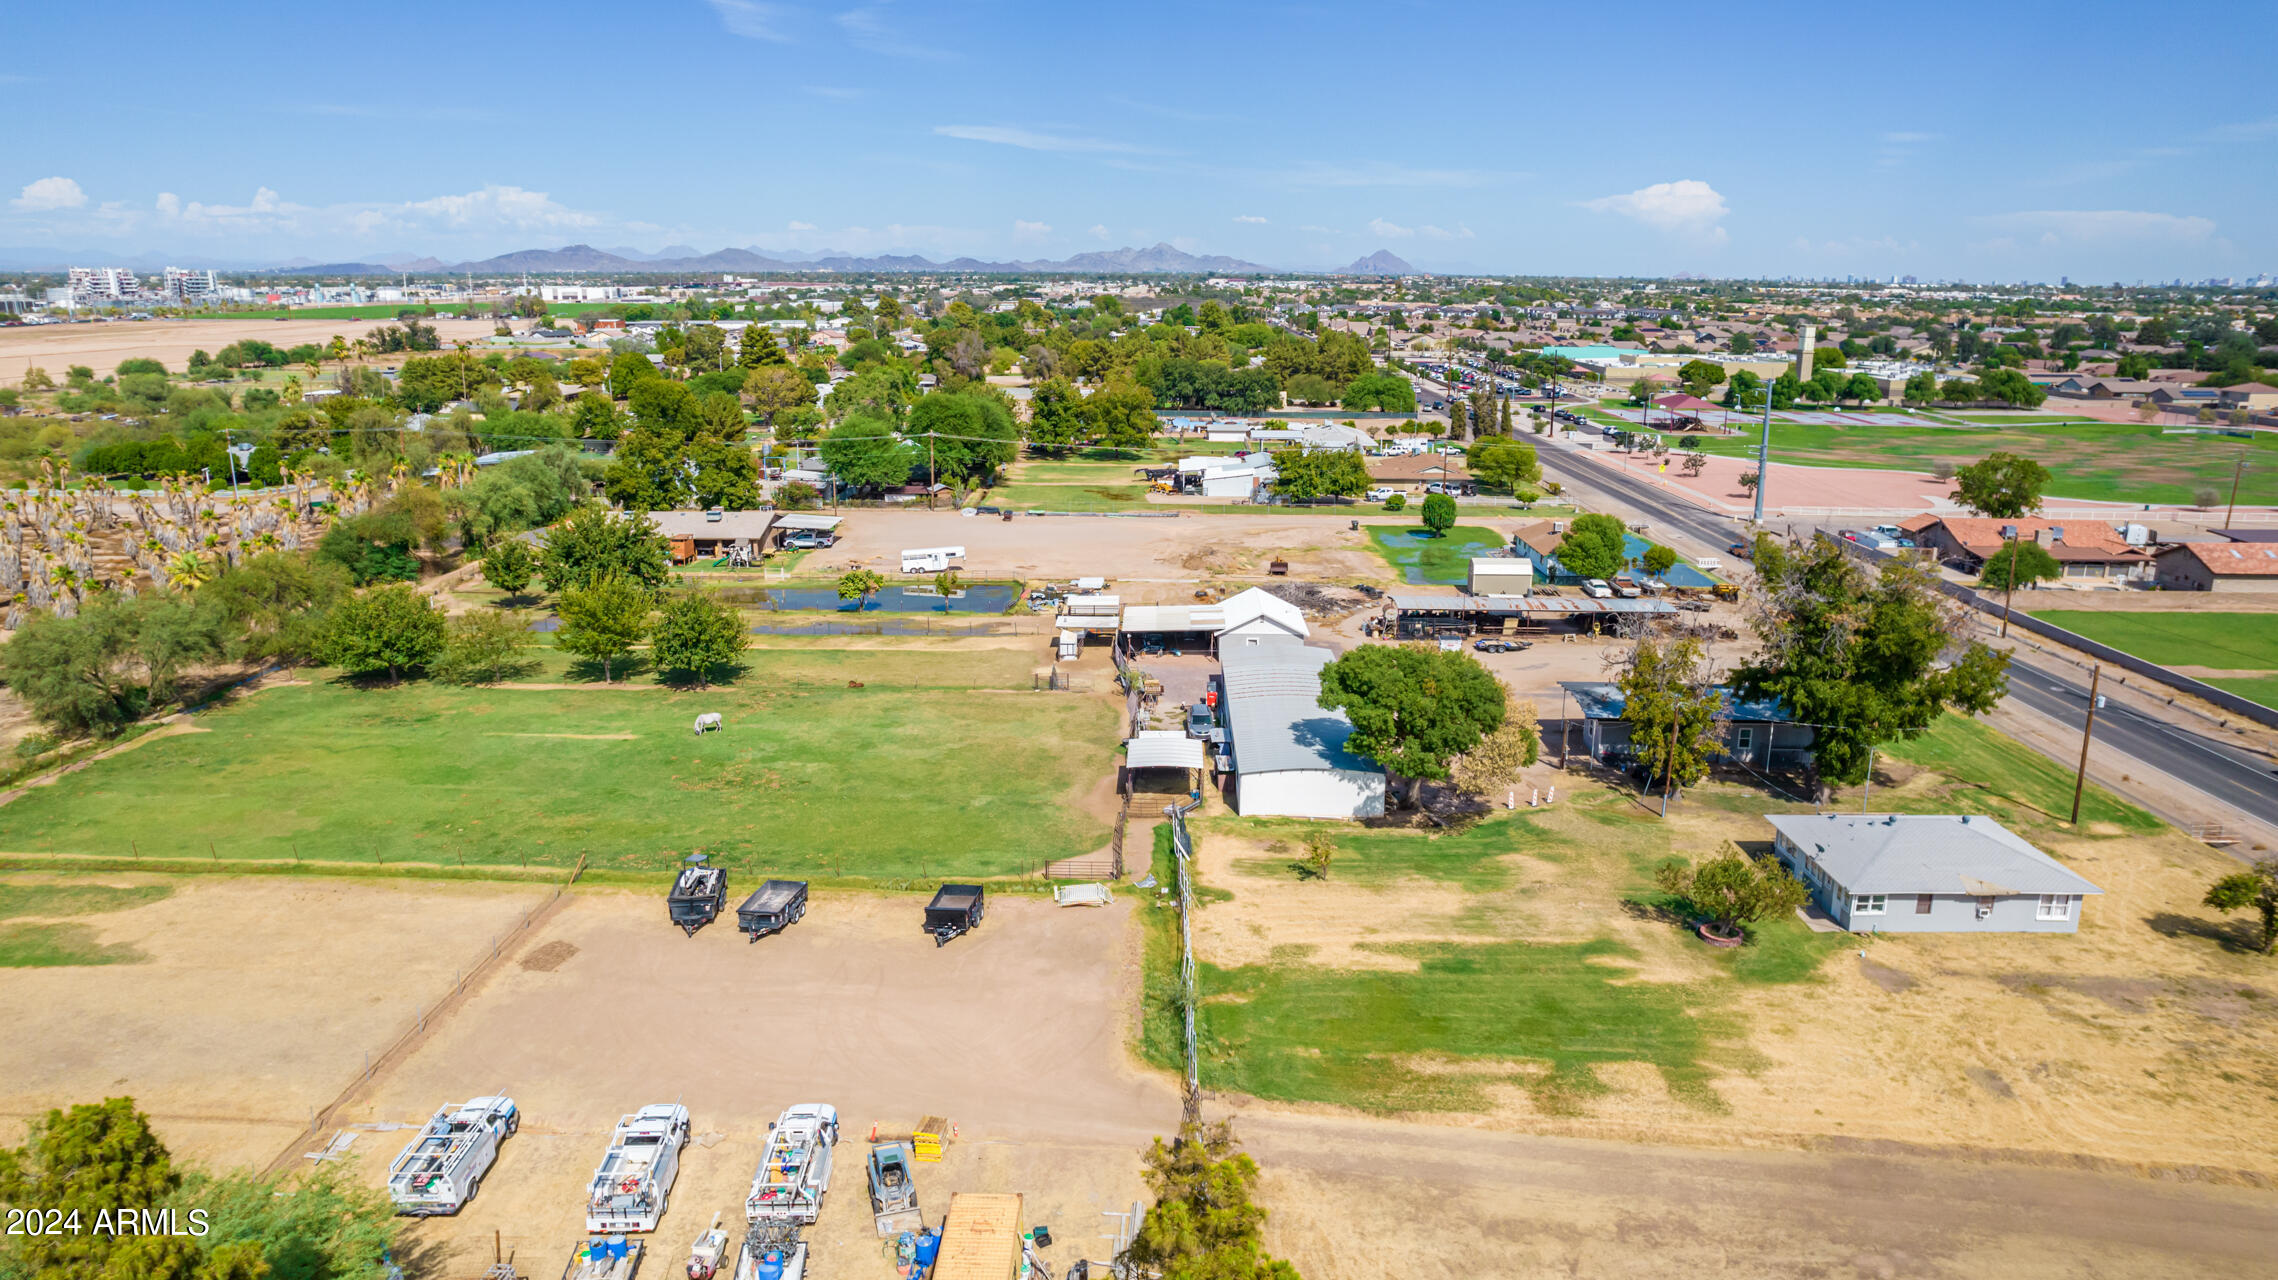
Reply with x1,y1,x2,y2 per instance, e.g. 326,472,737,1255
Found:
1538,432,2278,833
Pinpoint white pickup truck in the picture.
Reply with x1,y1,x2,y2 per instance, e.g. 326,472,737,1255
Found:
387,1095,518,1216
745,1104,839,1227
586,1103,691,1234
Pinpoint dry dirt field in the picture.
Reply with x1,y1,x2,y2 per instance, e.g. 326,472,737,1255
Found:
0,873,551,1170
0,316,501,383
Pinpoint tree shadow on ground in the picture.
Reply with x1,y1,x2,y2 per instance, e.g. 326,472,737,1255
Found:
654,660,751,691
2145,911,2270,956
563,654,652,684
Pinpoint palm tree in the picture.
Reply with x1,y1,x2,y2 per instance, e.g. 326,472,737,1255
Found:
165,551,212,591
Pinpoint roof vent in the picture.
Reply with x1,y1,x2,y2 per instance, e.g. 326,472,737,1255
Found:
1961,815,1971,824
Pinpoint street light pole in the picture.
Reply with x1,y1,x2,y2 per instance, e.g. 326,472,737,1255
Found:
1750,383,1773,524
1999,524,2019,638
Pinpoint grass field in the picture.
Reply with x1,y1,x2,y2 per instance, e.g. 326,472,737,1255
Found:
1367,524,1509,583
1675,418,2278,506
2206,674,2278,708
0,881,169,967
0,648,1118,878
2029,610,2278,670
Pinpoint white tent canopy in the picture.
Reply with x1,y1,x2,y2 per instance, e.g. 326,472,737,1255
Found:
1125,731,1208,770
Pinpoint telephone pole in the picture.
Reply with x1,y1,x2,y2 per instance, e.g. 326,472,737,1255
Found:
2224,450,2247,530
1999,525,2020,638
2070,665,2102,826
1750,383,1773,523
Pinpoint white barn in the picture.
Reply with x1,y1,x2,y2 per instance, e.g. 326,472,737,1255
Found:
1218,639,1385,819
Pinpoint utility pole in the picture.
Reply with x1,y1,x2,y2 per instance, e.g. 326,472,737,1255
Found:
1998,524,2020,638
1750,382,1773,523
1659,716,1678,818
2070,664,2102,826
2223,450,2247,530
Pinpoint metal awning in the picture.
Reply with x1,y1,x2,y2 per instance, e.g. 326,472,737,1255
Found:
771,513,843,531
1125,731,1208,770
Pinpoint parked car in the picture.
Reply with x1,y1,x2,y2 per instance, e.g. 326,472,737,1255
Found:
782,531,836,549
1473,638,1531,653
1610,578,1643,599
1582,579,1614,599
1366,487,1400,502
1186,701,1218,739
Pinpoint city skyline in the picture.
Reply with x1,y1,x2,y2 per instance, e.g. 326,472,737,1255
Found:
3,0,2274,280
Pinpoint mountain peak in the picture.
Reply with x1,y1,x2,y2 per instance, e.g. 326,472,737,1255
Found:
1341,249,1418,276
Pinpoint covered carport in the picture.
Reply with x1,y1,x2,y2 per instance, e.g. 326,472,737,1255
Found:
771,512,844,548
1123,730,1208,797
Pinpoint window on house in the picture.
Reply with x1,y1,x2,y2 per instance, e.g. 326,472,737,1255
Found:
1735,726,1755,755
1916,894,1934,914
2037,894,2073,921
1854,894,1886,915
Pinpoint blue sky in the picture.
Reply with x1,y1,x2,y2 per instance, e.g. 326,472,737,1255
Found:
4,0,2274,279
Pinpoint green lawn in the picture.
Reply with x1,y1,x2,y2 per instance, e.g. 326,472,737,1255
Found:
1881,714,2163,834
1675,418,2278,506
0,651,1118,879
0,881,170,968
2206,675,2278,710
1367,524,1509,584
2029,611,2278,671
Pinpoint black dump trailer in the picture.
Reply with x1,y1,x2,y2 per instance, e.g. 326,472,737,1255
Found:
923,884,985,947
668,866,728,937
735,879,810,943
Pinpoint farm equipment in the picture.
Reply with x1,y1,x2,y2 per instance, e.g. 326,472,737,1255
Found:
735,880,809,942
560,1236,641,1280
1711,582,1740,602
684,1213,732,1280
733,1224,806,1280
746,1104,839,1228
867,1141,923,1237
584,1103,690,1234
387,1095,518,1217
923,885,985,947
669,865,728,937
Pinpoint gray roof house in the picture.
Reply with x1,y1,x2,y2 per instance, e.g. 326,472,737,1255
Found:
1766,813,2102,934
1217,639,1386,819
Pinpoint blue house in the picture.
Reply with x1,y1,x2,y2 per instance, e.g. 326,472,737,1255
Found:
1766,813,2102,934
1558,681,1815,771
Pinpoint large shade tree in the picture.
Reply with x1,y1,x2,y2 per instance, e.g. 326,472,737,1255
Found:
1316,643,1507,807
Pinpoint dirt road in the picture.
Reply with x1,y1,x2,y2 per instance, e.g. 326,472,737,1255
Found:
0,316,500,382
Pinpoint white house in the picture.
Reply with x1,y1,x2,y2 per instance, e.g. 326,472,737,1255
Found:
1215,587,1308,643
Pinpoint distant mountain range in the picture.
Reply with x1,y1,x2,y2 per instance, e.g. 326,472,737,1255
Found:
0,241,1434,278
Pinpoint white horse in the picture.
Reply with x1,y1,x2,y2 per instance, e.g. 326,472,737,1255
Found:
693,712,723,736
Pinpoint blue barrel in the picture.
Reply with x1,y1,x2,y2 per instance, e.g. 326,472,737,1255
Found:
754,1248,785,1280
608,1235,627,1261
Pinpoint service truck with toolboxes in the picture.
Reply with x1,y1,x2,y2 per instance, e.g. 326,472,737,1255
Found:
746,1104,839,1228
387,1095,519,1216
585,1102,691,1234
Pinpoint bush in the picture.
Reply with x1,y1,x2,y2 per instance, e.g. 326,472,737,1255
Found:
2195,487,2221,508
1654,842,1810,941
435,608,533,684
1383,493,1406,512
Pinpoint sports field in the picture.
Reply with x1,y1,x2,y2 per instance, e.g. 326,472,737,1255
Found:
2031,610,2278,707
1658,419,2277,506
0,647,1118,877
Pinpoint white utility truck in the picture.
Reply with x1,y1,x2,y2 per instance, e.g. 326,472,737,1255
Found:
745,1104,839,1227
585,1103,691,1234
387,1095,518,1216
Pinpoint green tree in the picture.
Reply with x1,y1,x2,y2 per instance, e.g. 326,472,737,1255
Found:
1556,513,1627,580
1340,371,1415,412
739,325,787,368
1640,544,1679,577
555,575,652,683
1124,1122,1304,1280
931,568,962,610
1451,691,1539,795
906,391,1019,485
1732,536,2009,796
539,504,670,594
1465,438,1539,493
1901,371,1939,405
1420,491,1457,537
174,1161,395,1280
1083,376,1159,450
1842,371,1879,404
1617,634,1722,792
1954,451,2052,518
1316,643,1507,808
1025,377,1088,452
436,608,532,684
743,364,816,423
0,1098,181,1278
1655,842,1812,942
324,582,446,681
1978,540,2063,591
481,538,538,601
650,589,747,687
130,593,224,706
836,569,887,610
1675,359,1727,397
1270,446,1368,502
2204,859,2278,955
817,414,915,492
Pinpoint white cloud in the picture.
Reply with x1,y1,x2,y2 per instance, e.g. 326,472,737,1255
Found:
154,192,181,217
1980,209,2218,243
786,220,817,232
1276,163,1518,189
1013,219,1052,241
1579,179,1729,240
707,0,792,41
12,177,86,211
933,124,1151,154
1233,215,1268,224
1367,217,1414,239
837,6,951,59
1088,224,1110,240
1298,224,1335,234
402,185,597,231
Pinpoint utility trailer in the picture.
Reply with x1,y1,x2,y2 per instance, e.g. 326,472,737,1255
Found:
388,1095,518,1216
745,1104,839,1228
669,866,728,937
585,1103,691,1234
866,1140,922,1237
736,880,809,942
733,1224,807,1280
560,1235,641,1280
923,884,984,947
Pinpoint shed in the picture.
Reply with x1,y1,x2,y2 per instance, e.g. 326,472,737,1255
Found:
1558,680,1814,769
1218,639,1385,819
1468,557,1534,596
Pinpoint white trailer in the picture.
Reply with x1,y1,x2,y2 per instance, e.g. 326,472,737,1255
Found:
387,1095,518,1216
900,546,965,573
745,1104,839,1227
585,1103,691,1234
